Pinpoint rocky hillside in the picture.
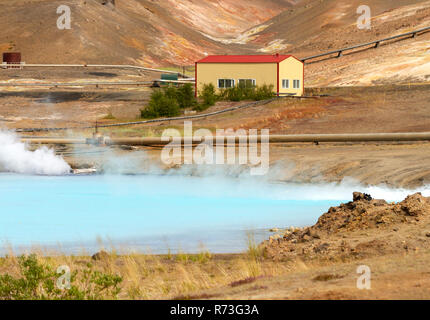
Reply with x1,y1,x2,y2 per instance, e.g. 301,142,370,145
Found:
1,0,429,84
0,0,291,66
241,0,428,55
219,0,430,85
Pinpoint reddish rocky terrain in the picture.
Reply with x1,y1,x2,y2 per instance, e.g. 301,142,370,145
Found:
1,0,429,85
263,192,430,262
0,0,291,66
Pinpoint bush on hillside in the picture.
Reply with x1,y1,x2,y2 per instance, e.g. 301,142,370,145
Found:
160,84,197,109
140,82,274,119
176,83,197,109
140,89,180,119
141,84,197,119
162,86,178,101
195,83,217,111
220,84,274,102
252,84,274,101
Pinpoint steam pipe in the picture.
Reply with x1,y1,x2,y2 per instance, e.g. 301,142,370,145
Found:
20,132,430,146
301,26,430,62
106,133,430,145
21,138,87,145
18,64,182,75
0,79,195,87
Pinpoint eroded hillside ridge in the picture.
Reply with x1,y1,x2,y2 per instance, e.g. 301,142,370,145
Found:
1,1,428,64
1,0,429,84
0,0,290,66
263,192,430,261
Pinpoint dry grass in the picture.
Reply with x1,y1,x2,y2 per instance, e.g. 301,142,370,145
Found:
0,242,296,300
3,240,430,299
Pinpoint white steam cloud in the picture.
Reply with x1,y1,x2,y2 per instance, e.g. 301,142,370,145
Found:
0,131,71,175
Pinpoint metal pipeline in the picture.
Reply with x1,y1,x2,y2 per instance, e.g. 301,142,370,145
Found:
21,138,87,144
20,132,430,146
19,64,182,75
106,132,430,145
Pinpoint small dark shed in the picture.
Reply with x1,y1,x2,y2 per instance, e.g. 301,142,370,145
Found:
3,52,21,64
2,52,22,69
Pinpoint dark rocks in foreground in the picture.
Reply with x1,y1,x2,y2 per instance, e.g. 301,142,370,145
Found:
91,250,110,261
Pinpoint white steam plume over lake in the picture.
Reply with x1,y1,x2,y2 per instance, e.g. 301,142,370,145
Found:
0,131,71,175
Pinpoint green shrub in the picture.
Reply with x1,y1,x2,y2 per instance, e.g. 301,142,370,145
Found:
175,250,212,264
197,83,217,110
220,84,274,102
141,84,197,118
141,89,180,119
252,84,274,101
0,254,122,300
176,83,197,109
162,85,179,101
141,82,273,117
224,86,244,101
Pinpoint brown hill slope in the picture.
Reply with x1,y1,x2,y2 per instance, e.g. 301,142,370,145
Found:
246,0,428,54
159,0,295,38
249,0,430,85
0,0,290,66
1,0,429,84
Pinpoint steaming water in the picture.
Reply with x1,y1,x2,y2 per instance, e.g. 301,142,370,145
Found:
1,131,430,254
1,172,429,255
0,131,70,175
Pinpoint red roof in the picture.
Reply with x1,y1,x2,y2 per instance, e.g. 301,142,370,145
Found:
196,54,294,64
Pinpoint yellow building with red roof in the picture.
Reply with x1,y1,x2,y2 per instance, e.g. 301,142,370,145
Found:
195,54,304,97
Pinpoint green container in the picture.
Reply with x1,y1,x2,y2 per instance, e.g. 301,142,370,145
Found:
161,73,179,81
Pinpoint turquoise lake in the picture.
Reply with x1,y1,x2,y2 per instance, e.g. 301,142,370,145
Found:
0,173,426,254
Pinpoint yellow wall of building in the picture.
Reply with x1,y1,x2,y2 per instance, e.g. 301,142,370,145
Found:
196,57,304,97
278,57,304,96
196,62,277,95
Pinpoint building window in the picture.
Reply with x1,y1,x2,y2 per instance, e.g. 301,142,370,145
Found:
282,79,289,89
293,80,301,89
238,79,256,88
218,79,235,89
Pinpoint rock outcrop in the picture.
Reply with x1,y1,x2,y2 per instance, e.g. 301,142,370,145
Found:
313,192,430,234
263,192,430,261
91,250,110,261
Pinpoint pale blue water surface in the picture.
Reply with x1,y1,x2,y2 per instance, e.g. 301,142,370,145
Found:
0,172,399,254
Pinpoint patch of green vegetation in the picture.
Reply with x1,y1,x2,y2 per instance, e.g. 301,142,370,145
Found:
219,84,274,101
194,250,212,264
195,83,217,111
140,82,274,120
195,83,274,111
0,254,122,300
140,84,197,119
141,89,181,119
175,250,212,264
